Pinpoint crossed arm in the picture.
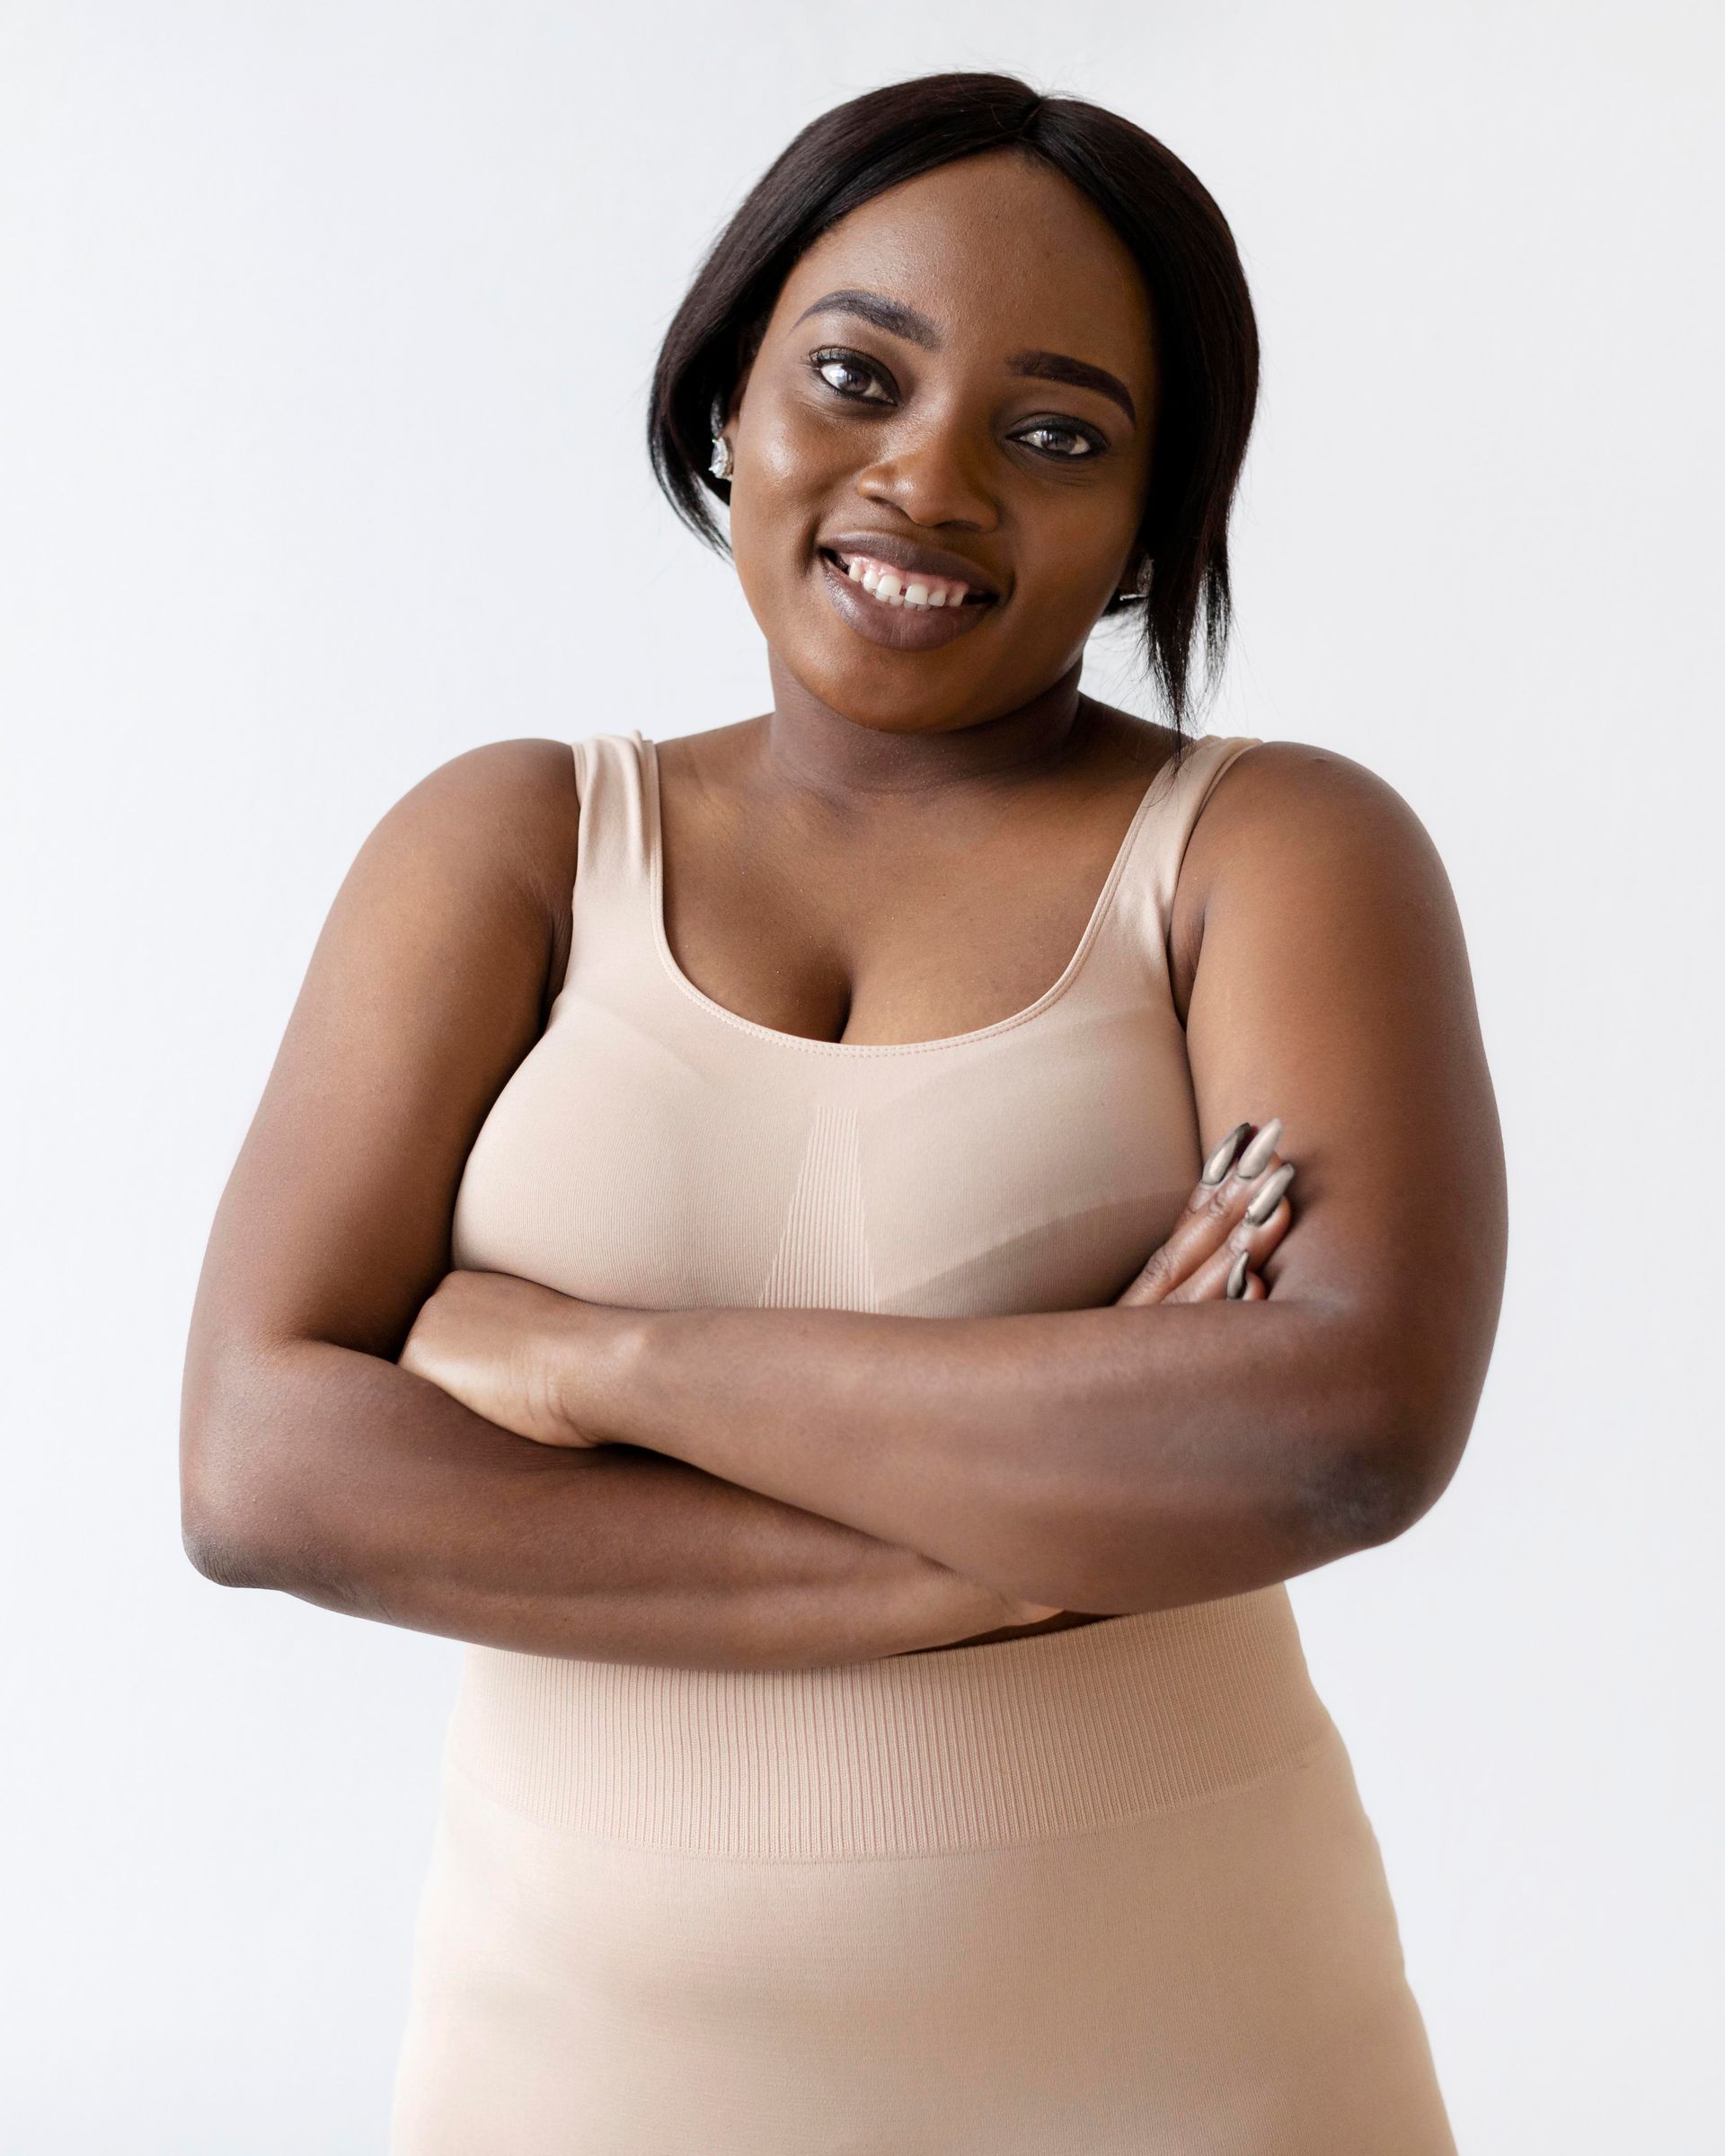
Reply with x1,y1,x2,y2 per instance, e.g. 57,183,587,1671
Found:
394,740,1507,1615
181,737,1506,1659
399,1181,1383,1620
533,1288,1392,1619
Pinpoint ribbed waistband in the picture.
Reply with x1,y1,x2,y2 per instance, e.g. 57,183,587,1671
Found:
442,1584,1335,1860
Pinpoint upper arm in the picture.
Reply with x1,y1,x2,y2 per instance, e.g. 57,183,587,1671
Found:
1171,741,1508,1528
181,738,579,1526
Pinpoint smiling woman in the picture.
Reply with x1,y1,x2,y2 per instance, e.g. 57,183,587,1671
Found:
180,66,1496,2156
650,75,1257,746
650,85,1255,740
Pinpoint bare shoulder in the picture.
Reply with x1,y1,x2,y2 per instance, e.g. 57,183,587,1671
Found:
1170,738,1455,1018
1186,737,1449,896
399,734,580,898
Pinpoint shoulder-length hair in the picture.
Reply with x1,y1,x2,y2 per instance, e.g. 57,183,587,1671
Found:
648,71,1260,746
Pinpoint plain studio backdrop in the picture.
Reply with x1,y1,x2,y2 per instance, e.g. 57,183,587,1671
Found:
3,4,1719,2148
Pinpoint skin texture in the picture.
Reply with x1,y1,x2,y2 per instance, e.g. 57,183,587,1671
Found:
181,147,1507,1664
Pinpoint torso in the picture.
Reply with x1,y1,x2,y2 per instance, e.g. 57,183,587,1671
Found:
529,694,1222,1653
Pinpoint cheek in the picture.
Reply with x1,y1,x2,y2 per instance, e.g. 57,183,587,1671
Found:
728,420,843,617
752,407,828,488
1025,493,1143,610
742,392,850,500
726,490,801,631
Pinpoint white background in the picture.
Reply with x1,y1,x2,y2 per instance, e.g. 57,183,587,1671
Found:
3,4,1720,2148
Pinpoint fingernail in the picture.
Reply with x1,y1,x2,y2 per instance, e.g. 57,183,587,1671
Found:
1199,1121,1252,1186
1236,1117,1285,1180
1225,1250,1250,1298
1243,1160,1296,1225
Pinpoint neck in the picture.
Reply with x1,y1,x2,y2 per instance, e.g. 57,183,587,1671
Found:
752,654,1094,807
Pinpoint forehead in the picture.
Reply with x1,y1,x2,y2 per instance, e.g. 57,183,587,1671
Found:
770,151,1156,378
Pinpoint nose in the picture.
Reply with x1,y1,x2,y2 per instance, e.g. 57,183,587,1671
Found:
852,414,1000,533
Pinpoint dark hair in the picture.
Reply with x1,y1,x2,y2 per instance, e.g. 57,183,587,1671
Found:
647,71,1260,746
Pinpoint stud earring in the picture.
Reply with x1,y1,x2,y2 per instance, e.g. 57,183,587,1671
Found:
1115,557,1153,604
708,395,734,482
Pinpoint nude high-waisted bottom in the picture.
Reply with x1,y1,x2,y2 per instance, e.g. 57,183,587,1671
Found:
387,1584,1456,2155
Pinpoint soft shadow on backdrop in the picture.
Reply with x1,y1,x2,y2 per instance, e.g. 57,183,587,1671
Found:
1,4,1718,2150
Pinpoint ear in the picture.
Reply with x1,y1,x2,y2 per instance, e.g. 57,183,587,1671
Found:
1114,552,1152,602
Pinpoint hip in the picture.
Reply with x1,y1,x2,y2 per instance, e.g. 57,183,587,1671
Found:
391,1589,1455,2151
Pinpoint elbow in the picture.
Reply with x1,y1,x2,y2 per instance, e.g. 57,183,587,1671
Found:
179,1342,308,1592
1292,1443,1431,1556
182,1449,351,1598
1294,1392,1466,1559
1057,1363,1472,1615
181,1441,287,1590
181,1507,267,1589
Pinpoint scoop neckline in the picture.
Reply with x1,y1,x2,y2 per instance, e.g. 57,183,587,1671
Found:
635,728,1203,1059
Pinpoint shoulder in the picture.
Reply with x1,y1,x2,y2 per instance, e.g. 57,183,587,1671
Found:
1189,737,1436,849
1186,737,1453,920
398,733,579,827
380,733,581,915
1170,738,1457,1015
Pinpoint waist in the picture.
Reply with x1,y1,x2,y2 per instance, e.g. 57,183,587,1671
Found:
442,1583,1334,1860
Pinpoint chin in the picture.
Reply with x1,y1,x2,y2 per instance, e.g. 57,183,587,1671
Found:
795,653,984,729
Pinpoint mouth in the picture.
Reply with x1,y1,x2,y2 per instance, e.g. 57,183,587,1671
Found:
815,545,998,653
818,546,997,611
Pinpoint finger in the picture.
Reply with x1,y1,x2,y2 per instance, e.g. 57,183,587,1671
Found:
1114,1144,1293,1306
1222,1259,1272,1302
1163,1173,1296,1303
1114,1118,1294,1305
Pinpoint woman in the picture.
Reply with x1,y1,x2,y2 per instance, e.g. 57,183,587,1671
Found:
181,71,1506,2152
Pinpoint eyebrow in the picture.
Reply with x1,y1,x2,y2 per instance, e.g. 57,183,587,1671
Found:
788,287,1138,429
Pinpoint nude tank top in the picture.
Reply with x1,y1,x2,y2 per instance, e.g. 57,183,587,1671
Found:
450,726,1263,1316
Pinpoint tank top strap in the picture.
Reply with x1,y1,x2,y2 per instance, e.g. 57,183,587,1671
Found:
1102,732,1267,968
564,727,659,960
571,728,653,875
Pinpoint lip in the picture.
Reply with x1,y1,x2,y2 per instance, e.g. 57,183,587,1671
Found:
817,549,995,652
818,532,1003,602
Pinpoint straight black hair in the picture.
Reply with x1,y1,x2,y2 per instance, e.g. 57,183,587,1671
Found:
648,71,1260,746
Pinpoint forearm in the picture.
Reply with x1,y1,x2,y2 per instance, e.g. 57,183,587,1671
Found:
577,1299,1413,1615
181,1339,1015,1670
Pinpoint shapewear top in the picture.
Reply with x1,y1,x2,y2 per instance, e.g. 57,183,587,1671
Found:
385,727,1457,2156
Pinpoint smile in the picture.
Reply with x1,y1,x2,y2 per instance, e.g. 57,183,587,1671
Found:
816,547,997,652
824,548,990,611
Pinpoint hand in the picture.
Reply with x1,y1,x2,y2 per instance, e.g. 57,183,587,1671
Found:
930,1119,1298,1638
397,1268,615,1447
1113,1116,1297,1308
908,1566,1074,1642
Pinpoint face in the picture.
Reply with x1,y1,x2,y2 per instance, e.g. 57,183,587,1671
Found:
721,148,1160,737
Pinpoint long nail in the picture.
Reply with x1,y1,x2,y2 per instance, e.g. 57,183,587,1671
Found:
1225,1250,1250,1298
1243,1160,1296,1224
1236,1117,1285,1180
1199,1121,1252,1186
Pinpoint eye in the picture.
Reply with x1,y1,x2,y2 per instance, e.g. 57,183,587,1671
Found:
807,347,896,403
1013,420,1107,461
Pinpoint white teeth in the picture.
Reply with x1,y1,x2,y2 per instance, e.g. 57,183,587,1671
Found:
833,551,978,610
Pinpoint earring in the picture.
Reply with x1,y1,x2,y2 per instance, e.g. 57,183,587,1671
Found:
708,394,734,482
1115,557,1153,603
